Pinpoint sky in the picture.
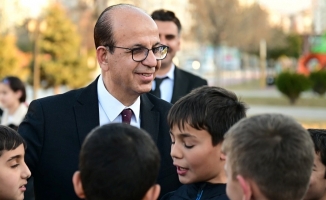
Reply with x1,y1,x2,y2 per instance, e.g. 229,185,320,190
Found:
17,0,313,18
19,0,50,18
259,0,312,14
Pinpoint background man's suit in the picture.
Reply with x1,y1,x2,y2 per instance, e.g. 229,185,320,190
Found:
170,66,208,104
18,77,180,200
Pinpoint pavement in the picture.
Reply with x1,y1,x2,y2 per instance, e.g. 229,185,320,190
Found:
230,88,326,123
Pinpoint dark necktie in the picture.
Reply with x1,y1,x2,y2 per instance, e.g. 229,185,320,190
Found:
121,108,132,124
151,77,168,98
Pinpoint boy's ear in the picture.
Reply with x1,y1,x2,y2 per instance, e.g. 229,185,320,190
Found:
237,175,252,200
220,152,226,161
142,184,161,200
72,171,86,199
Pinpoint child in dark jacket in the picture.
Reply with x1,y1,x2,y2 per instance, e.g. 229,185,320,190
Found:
161,86,247,200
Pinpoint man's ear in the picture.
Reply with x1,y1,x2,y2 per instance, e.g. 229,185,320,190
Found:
96,46,109,68
72,171,86,199
142,184,161,200
237,175,252,200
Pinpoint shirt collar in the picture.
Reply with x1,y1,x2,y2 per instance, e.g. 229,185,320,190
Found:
156,64,175,80
97,75,140,122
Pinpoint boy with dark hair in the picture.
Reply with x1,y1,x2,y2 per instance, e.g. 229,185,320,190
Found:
72,123,161,200
0,125,31,200
163,85,247,199
223,114,315,200
305,129,326,200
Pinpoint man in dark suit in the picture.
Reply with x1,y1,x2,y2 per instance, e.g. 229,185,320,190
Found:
151,9,208,104
18,4,180,200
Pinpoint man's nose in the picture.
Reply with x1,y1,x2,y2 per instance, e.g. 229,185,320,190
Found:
141,50,157,67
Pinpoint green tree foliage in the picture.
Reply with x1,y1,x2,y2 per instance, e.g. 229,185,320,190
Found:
275,71,311,104
309,70,326,96
0,35,28,80
38,3,95,90
268,33,302,59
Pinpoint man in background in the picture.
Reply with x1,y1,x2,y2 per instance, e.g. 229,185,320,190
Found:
151,9,207,104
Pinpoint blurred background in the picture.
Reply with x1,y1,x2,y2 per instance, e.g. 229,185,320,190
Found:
0,0,325,128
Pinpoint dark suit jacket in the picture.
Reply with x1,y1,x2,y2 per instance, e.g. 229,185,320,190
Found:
170,66,208,104
18,77,180,200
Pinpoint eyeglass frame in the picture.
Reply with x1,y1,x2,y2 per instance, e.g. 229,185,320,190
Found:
103,45,169,62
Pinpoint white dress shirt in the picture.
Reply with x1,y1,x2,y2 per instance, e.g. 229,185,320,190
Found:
152,64,175,103
97,75,140,127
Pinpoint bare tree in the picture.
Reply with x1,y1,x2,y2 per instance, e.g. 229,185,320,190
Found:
188,0,240,47
188,1,276,53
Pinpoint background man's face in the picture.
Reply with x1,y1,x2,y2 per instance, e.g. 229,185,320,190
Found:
155,20,180,68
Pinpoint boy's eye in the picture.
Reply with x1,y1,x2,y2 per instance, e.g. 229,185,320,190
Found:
171,141,175,145
184,143,194,149
11,164,19,169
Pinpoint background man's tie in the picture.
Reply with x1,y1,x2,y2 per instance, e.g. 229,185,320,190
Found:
151,77,167,98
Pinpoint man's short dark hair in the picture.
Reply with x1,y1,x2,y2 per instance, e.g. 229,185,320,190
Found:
0,125,26,156
308,129,326,177
151,9,182,33
79,123,161,200
168,86,247,145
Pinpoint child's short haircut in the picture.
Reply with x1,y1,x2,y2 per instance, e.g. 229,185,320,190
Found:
0,125,26,156
79,123,161,200
308,129,326,175
223,114,314,200
168,86,247,145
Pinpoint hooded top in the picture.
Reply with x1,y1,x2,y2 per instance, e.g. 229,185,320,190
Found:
161,182,229,200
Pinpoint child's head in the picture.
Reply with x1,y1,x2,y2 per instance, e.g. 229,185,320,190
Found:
304,129,326,200
0,76,26,108
223,114,314,200
167,86,247,184
73,123,161,200
0,125,31,200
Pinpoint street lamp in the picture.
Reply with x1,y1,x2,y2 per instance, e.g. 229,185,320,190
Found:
27,19,47,100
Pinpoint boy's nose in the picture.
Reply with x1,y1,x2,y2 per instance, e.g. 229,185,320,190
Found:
170,143,182,159
22,161,31,179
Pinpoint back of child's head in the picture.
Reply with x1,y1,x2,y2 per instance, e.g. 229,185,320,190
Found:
1,76,26,103
308,129,326,166
223,114,314,200
0,125,26,156
78,123,161,200
168,86,247,145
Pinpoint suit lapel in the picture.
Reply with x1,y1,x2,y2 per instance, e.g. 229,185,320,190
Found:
74,77,100,146
171,66,188,103
140,94,159,143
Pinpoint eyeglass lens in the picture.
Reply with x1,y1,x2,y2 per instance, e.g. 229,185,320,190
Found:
132,46,168,61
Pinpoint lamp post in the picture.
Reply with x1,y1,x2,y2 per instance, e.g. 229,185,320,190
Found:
28,19,47,100
259,39,267,88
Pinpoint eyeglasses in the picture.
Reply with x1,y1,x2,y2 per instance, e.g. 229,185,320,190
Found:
105,45,169,62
